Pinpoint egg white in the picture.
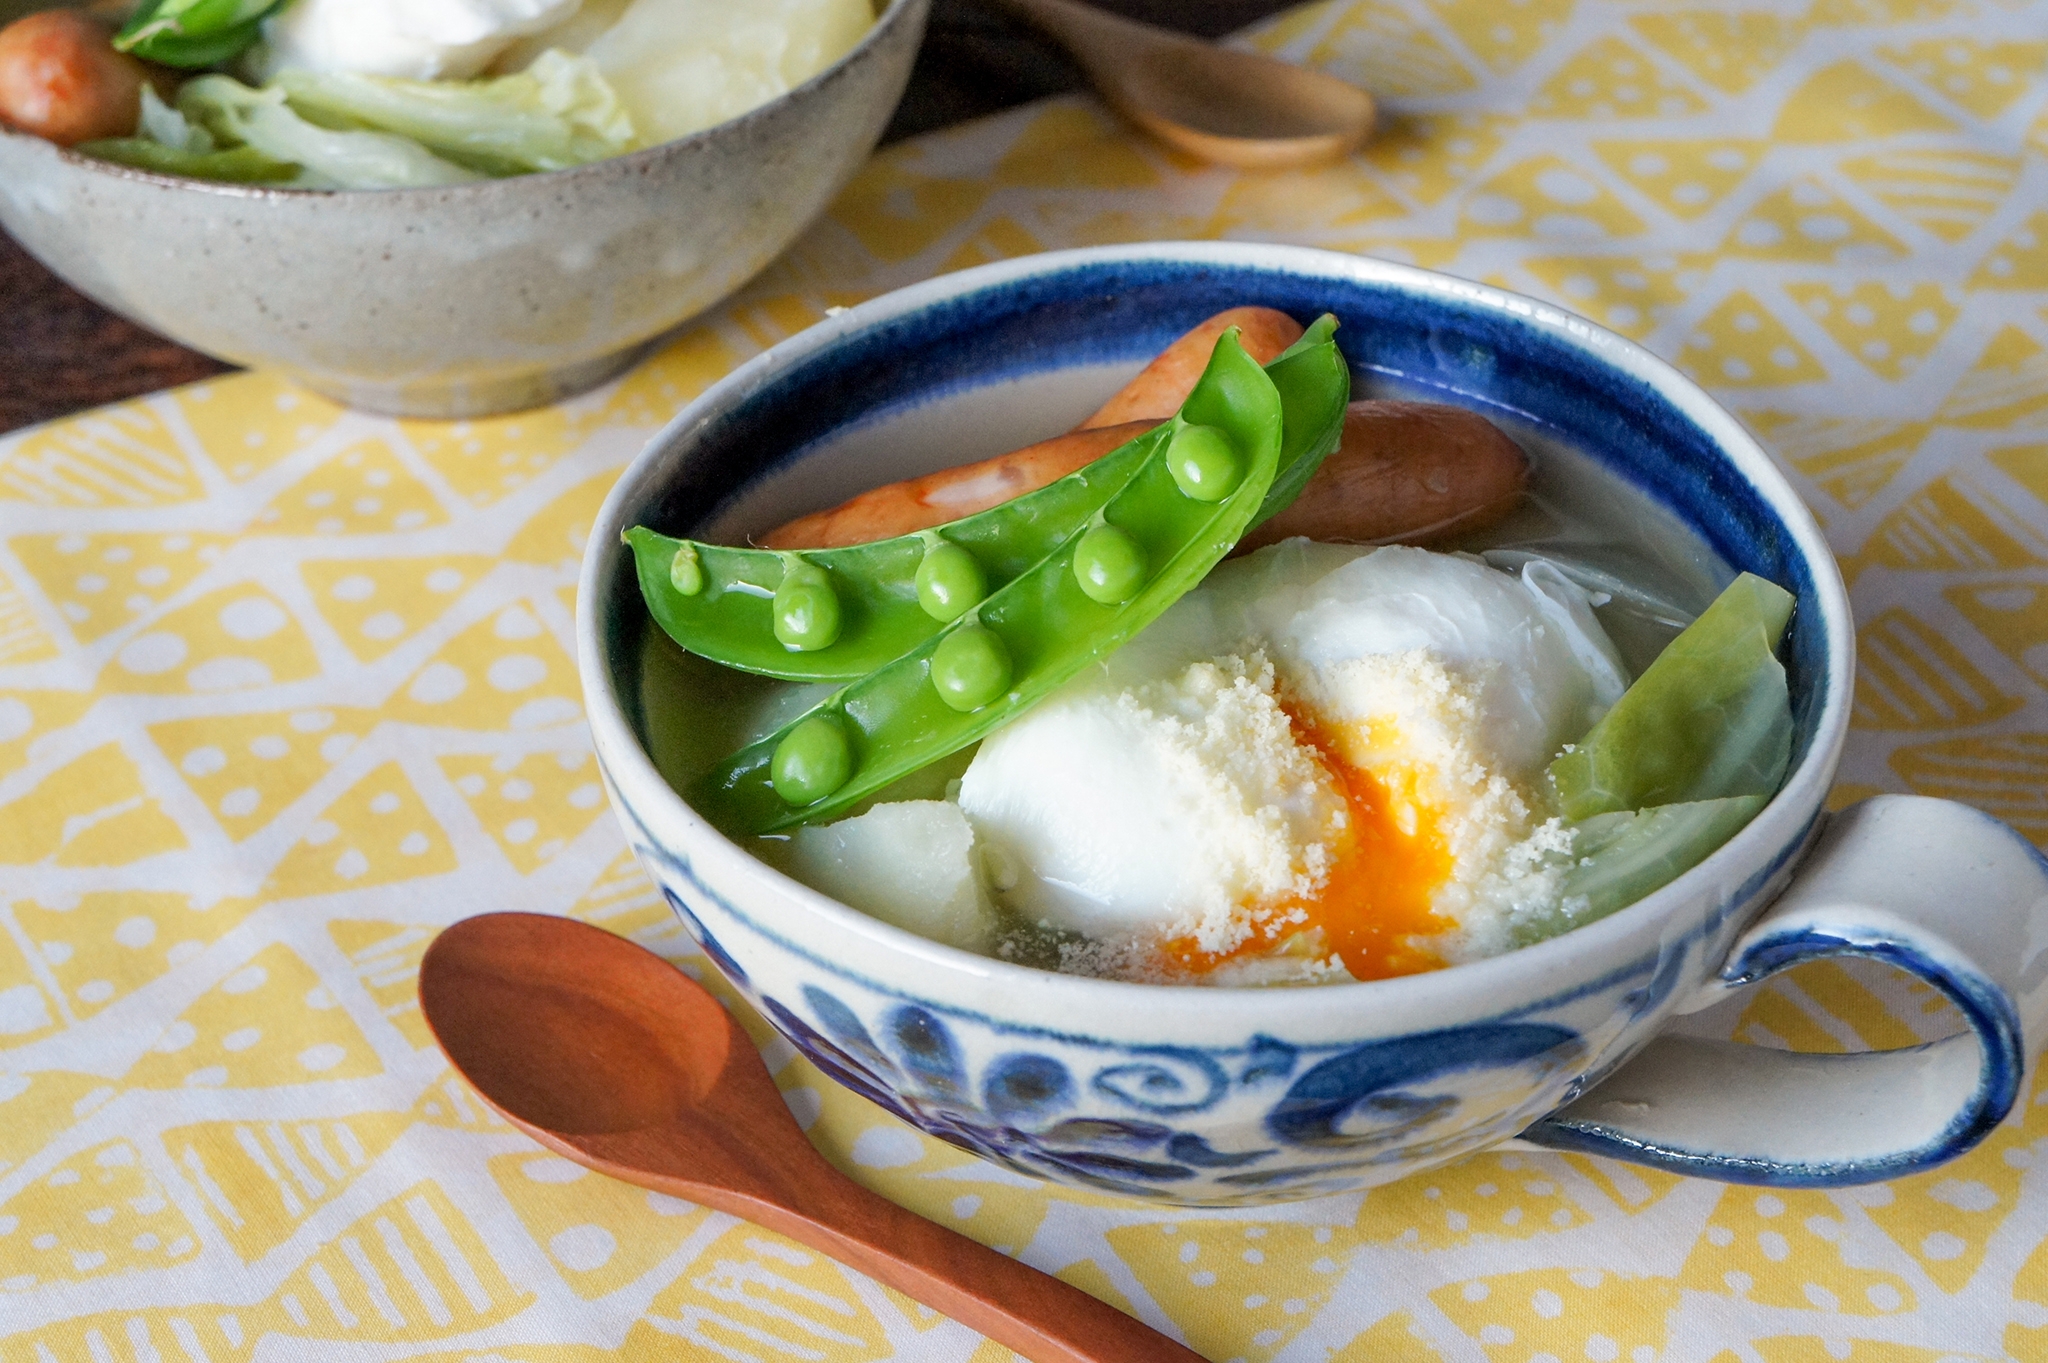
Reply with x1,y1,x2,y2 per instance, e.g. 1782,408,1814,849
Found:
954,542,1629,980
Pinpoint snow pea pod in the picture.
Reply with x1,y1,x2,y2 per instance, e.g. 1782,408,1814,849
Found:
626,317,1343,684
694,329,1288,836
115,0,285,66
625,425,1171,682
1256,313,1349,526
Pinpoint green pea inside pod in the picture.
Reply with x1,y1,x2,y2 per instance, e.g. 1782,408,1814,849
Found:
930,623,1012,712
1166,423,1242,502
1072,522,1146,605
773,557,842,652
626,315,1348,687
770,713,853,806
695,325,1311,838
668,543,705,597
915,537,986,623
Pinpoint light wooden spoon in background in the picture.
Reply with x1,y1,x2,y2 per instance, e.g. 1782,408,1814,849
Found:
995,0,1375,168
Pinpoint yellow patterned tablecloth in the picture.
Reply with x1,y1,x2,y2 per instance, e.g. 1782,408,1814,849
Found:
5,0,2048,1357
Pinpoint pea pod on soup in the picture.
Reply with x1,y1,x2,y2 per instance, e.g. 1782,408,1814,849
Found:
626,315,1343,683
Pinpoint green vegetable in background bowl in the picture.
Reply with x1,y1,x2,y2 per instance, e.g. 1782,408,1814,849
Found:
113,0,288,67
83,52,642,187
273,55,636,173
1,0,878,186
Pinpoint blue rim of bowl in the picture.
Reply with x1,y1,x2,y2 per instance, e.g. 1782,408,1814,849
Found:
17,0,921,198
1523,796,2033,1185
578,240,1857,1020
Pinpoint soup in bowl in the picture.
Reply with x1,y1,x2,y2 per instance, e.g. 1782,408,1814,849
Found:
0,0,926,417
578,243,2047,1204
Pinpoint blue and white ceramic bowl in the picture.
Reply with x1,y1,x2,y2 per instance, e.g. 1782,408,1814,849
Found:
577,243,2048,1206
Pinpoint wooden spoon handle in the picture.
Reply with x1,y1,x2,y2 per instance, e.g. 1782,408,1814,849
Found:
716,1163,1208,1363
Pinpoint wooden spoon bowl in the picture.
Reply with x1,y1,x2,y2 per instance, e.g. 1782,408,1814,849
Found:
420,914,722,1134
419,912,1208,1363
998,0,1375,169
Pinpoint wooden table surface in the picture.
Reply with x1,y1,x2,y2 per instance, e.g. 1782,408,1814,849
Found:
0,0,1289,436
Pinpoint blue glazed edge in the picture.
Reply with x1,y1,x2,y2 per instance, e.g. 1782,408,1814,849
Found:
1520,930,2025,1186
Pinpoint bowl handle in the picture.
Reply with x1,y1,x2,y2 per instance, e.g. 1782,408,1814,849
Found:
1521,794,2046,1184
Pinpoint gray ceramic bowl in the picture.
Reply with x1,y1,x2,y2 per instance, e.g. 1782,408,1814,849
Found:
0,0,926,418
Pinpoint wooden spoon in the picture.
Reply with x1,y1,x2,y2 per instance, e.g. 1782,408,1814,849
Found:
419,911,1207,1363
995,0,1375,169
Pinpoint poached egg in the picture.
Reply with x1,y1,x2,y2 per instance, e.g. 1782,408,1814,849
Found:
956,542,1628,984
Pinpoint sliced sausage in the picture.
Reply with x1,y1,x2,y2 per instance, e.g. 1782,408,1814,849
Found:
0,11,147,147
1080,306,1304,428
1237,401,1528,553
758,422,1155,550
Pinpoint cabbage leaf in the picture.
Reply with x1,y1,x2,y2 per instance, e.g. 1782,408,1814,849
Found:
83,85,302,184
271,50,638,176
178,76,484,189
1548,571,1794,820
79,137,299,183
1559,796,1765,928
140,86,214,154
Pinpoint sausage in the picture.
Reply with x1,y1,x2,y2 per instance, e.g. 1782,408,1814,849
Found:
1236,401,1528,553
1080,306,1304,428
756,308,1530,554
761,308,1304,548
758,422,1154,550
762,401,1528,552
0,11,149,147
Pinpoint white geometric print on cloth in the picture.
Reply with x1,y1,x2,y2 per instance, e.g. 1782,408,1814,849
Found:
3,0,2047,1356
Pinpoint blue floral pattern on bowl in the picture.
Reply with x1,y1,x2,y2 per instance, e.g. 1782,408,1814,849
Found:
644,837,1622,1204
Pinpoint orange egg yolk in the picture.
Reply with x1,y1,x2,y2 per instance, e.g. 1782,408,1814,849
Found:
1165,705,1454,982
